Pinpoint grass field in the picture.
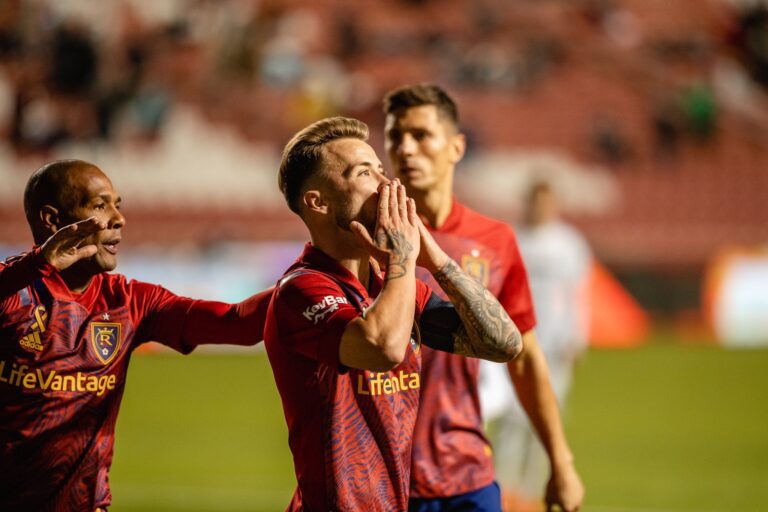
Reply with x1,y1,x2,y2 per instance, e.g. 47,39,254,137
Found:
110,341,768,512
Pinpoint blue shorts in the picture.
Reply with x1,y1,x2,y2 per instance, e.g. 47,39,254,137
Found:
408,482,502,512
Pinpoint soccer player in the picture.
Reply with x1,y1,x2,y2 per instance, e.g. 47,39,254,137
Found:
0,160,269,511
382,84,584,512
481,181,592,510
264,116,522,511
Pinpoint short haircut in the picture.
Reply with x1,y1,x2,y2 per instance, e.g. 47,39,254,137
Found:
382,83,459,127
278,116,369,215
23,159,89,228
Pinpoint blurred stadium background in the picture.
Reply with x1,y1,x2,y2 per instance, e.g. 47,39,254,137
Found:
0,0,766,510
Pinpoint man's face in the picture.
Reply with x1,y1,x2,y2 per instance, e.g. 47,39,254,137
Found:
384,105,463,193
319,137,389,235
59,166,125,272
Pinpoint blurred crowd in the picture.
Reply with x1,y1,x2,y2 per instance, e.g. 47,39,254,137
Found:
0,0,766,161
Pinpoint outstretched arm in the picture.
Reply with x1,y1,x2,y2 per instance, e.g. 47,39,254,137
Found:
417,221,522,363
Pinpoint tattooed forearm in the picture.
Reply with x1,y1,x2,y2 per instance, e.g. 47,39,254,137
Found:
433,259,522,362
380,228,414,280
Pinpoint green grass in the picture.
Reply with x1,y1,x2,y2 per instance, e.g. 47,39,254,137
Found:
110,343,768,511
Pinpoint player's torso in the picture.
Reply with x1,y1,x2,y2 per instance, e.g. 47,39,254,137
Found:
267,260,425,512
0,274,138,509
283,306,422,510
325,344,422,511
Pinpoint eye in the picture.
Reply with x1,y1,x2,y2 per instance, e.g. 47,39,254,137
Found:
94,203,106,210
359,169,371,176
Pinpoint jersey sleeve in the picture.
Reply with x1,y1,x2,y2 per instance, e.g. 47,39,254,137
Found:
498,229,537,334
132,282,270,353
0,249,56,307
271,271,360,367
417,292,460,354
415,279,433,317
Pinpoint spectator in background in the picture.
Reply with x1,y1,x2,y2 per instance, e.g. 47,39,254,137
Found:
481,181,592,512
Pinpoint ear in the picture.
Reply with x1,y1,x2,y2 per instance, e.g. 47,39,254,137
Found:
450,133,466,165
39,205,60,233
302,190,328,215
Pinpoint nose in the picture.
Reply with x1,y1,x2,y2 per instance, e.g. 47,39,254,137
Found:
396,133,417,157
109,206,125,230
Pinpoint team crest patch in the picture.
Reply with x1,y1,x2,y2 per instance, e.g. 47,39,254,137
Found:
19,305,48,352
461,254,490,287
90,322,122,364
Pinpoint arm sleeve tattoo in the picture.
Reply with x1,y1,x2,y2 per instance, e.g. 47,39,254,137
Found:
432,259,522,362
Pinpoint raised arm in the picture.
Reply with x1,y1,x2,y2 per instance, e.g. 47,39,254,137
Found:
417,221,522,363
1,217,105,302
340,181,421,372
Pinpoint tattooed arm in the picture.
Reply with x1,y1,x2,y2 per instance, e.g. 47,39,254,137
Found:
433,260,522,362
416,222,522,363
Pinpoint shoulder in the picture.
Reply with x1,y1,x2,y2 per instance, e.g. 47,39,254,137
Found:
457,202,517,239
273,268,347,312
277,268,340,295
105,273,175,302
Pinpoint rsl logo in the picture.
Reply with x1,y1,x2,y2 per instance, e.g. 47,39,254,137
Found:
461,251,490,287
90,321,122,364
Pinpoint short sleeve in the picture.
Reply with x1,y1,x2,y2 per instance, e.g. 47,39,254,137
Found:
271,271,360,367
415,279,433,317
497,230,537,334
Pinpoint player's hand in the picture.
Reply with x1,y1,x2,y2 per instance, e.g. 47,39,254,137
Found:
351,180,420,278
545,461,584,512
40,217,106,271
414,215,450,274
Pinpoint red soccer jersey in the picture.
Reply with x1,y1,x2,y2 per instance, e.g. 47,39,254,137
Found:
265,244,433,512
410,199,536,498
0,249,266,511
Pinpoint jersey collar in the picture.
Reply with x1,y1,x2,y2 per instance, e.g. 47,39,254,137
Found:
296,243,382,299
429,196,464,233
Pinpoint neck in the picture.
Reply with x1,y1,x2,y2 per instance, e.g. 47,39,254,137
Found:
311,232,371,287
412,177,454,229
59,266,95,294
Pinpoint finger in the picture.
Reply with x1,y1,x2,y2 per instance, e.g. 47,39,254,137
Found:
349,221,378,254
55,217,106,244
397,181,408,221
75,245,98,260
71,217,107,233
389,181,399,224
378,183,390,225
407,197,418,226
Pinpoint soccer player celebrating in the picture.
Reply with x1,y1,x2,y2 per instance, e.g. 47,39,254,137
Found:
0,160,268,511
264,116,522,511
382,84,584,512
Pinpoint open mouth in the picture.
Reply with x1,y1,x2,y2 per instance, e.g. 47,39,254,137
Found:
101,238,121,255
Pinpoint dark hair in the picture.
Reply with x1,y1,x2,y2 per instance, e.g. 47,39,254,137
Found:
382,83,459,127
278,117,369,215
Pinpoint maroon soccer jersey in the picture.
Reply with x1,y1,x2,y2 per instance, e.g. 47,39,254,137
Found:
410,200,536,498
0,249,266,511
265,244,433,512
